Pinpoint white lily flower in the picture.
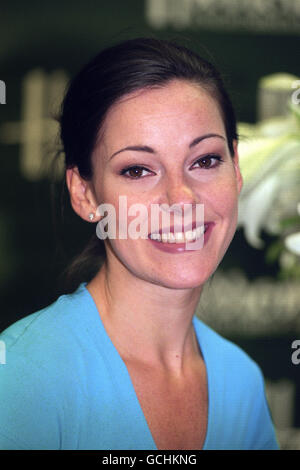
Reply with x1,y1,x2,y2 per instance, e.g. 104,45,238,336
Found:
237,100,300,249
285,233,300,255
284,203,300,256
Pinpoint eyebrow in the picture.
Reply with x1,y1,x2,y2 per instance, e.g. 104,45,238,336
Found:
109,133,226,160
189,133,226,148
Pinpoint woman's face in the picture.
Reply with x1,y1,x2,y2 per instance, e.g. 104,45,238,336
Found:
90,79,243,289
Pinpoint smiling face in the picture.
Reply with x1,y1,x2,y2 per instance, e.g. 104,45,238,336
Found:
85,79,243,289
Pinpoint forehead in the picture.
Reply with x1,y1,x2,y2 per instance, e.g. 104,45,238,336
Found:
99,80,225,152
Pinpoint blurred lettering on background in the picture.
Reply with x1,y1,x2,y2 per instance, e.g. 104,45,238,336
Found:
0,69,68,180
146,0,300,34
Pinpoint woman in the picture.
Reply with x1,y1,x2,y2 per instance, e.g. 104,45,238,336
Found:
0,38,279,450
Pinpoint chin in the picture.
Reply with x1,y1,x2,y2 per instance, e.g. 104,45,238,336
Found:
150,270,212,290
109,241,221,289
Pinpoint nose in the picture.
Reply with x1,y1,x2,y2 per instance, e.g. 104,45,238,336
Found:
163,172,197,205
159,173,199,220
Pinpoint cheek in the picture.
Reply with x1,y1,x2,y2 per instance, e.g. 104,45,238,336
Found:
210,175,239,218
219,190,238,218
218,188,239,250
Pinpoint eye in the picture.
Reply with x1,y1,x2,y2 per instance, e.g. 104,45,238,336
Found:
120,165,153,179
191,154,224,170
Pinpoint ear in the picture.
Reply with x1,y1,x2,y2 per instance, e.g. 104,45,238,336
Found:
65,166,100,222
232,140,243,195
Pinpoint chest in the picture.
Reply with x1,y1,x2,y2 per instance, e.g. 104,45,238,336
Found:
124,361,208,450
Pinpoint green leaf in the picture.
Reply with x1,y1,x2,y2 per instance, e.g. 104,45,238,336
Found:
265,239,284,264
279,216,300,229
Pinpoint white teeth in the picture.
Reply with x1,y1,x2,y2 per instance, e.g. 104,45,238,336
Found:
150,233,161,241
162,233,176,243
150,225,206,243
175,232,185,242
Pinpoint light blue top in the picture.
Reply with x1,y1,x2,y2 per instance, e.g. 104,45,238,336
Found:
0,282,279,450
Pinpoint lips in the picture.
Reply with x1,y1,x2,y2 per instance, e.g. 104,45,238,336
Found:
147,222,215,253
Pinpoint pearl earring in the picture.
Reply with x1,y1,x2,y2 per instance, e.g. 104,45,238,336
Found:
88,213,95,221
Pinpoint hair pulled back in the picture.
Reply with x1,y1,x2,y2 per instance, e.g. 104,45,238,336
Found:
60,37,237,179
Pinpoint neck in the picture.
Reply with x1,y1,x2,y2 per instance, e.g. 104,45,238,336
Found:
87,259,203,374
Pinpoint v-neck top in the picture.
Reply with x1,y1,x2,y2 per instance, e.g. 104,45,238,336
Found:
0,283,279,450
